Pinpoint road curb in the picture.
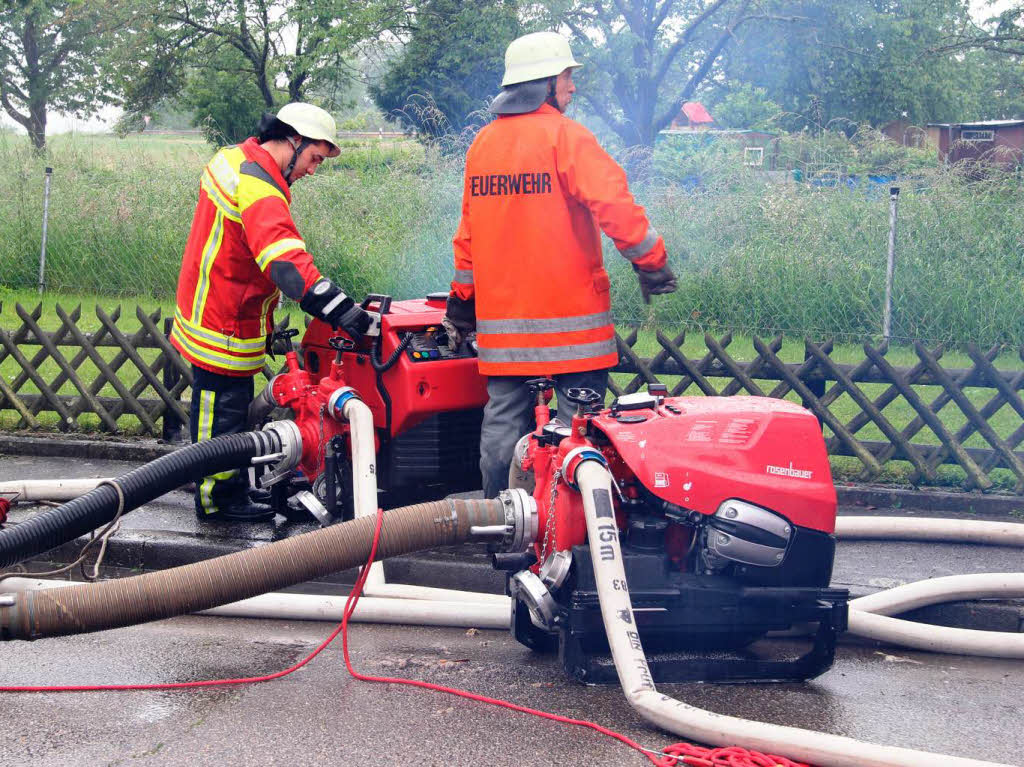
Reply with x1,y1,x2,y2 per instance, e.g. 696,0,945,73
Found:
836,484,1024,515
0,434,179,463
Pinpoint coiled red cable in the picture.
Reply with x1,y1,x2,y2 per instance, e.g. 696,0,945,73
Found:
0,507,809,766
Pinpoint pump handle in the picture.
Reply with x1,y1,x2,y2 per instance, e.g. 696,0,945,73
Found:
274,328,300,354
525,377,555,394
328,336,356,352
564,387,602,414
360,293,392,314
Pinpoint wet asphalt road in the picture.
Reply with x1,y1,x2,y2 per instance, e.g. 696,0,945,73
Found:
2,454,1023,766
2,612,1023,766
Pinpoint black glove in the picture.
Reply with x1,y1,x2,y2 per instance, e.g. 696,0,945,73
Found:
300,278,372,339
442,294,476,352
633,264,678,304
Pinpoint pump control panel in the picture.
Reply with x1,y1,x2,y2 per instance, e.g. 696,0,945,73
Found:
406,327,476,362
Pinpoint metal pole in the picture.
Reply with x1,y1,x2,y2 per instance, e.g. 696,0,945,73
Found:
883,186,900,342
161,316,183,443
37,166,53,295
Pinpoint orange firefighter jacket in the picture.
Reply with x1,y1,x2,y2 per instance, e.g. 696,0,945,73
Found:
171,137,323,377
450,104,666,377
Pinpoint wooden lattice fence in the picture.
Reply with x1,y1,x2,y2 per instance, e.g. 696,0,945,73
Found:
1,303,1022,493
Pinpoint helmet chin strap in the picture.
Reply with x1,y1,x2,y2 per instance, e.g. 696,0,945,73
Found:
545,77,558,110
283,135,313,185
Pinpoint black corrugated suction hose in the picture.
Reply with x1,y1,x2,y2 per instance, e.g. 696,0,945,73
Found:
0,431,279,569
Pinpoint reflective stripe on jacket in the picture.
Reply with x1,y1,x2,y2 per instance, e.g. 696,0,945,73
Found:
171,137,322,376
450,103,666,376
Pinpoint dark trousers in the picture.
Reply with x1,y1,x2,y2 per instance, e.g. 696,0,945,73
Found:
480,369,608,499
189,365,255,516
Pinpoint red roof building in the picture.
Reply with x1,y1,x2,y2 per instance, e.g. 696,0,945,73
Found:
670,102,715,130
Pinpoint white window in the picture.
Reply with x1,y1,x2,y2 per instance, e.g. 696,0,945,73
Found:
961,129,994,142
744,146,764,166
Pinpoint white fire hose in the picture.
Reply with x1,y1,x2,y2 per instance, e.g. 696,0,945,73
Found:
0,478,113,502
574,459,1017,767
0,576,509,628
342,396,508,607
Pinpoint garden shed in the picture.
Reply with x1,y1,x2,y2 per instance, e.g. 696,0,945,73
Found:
657,128,779,170
925,119,1024,169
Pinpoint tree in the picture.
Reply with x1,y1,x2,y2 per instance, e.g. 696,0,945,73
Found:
0,0,112,150
935,2,1024,56
540,0,770,148
720,0,981,130
707,83,781,129
182,47,268,145
370,0,520,137
113,0,412,126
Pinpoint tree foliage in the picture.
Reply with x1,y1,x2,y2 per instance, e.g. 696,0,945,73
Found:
540,0,768,147
707,83,781,129
182,48,268,145
720,0,982,129
0,0,113,149
370,0,520,137
112,0,412,131
935,1,1024,56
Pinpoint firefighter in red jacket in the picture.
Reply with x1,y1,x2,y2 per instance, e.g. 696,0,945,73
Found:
171,102,371,522
444,32,678,498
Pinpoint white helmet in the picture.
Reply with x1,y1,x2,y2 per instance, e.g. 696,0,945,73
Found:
275,102,340,157
501,31,582,87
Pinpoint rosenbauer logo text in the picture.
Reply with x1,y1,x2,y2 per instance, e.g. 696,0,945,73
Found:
766,462,813,480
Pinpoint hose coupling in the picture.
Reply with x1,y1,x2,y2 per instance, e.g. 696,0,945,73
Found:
327,387,361,421
562,446,608,489
470,489,537,552
510,570,558,630
539,549,572,590
501,488,538,552
259,420,303,487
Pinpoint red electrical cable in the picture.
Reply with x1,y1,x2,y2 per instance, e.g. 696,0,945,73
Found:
337,511,810,767
334,510,663,766
0,507,810,767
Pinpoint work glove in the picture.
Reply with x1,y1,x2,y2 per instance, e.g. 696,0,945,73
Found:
300,278,373,340
442,294,476,353
633,264,678,304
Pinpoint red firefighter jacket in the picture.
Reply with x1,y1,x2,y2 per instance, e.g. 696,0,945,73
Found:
171,137,322,376
450,104,666,377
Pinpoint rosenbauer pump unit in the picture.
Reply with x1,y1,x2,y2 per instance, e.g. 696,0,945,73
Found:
292,293,848,683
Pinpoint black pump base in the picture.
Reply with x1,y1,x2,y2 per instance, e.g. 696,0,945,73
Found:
512,543,849,685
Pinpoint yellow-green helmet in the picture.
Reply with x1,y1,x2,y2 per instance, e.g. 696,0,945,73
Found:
274,102,340,157
501,32,582,87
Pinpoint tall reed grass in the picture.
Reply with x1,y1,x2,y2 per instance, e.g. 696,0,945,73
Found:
1,128,1021,346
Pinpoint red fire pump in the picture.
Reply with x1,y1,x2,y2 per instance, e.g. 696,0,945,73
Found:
499,381,848,683
276,293,848,683
253,293,489,520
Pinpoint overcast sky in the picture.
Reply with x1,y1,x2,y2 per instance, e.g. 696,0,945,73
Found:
2,0,1020,136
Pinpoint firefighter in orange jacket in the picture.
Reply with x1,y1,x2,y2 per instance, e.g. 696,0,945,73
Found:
444,32,678,498
171,102,372,522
